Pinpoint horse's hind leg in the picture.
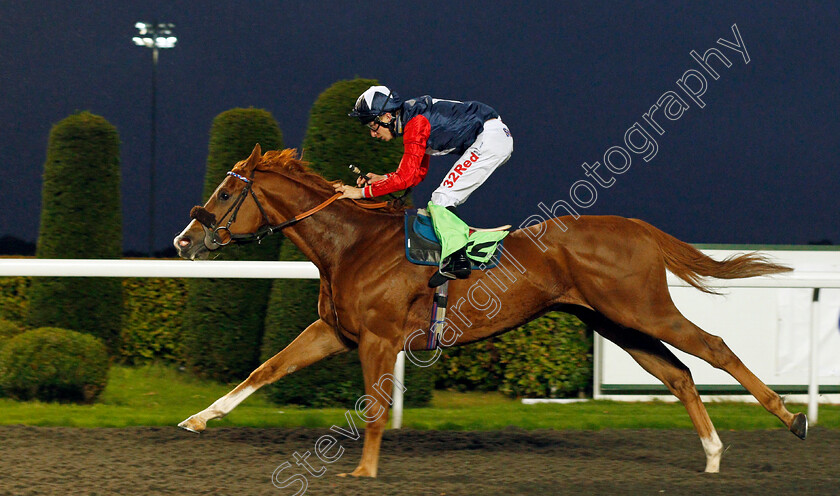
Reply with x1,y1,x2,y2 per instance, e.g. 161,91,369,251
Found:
595,322,723,472
654,315,806,438
178,319,349,433
606,298,807,440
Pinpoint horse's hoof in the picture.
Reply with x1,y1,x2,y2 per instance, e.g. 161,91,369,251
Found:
178,424,201,434
178,415,206,434
790,412,808,440
337,467,376,478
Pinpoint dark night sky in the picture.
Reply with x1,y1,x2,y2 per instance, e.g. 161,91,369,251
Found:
1,1,838,254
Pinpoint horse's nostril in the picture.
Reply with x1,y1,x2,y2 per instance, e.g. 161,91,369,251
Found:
177,237,191,248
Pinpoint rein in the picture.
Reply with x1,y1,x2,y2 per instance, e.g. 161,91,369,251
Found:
191,170,389,246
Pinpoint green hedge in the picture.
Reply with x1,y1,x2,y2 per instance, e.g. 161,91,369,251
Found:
120,278,188,363
0,319,21,398
2,276,188,365
181,108,284,382
0,276,29,324
0,327,109,403
435,312,593,398
0,319,24,395
0,319,24,350
27,112,123,352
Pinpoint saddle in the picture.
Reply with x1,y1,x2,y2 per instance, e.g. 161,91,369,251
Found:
404,208,509,269
405,208,511,349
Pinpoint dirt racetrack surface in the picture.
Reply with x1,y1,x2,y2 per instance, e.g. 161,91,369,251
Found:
0,425,837,495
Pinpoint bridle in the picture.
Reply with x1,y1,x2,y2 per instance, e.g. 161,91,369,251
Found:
190,170,388,246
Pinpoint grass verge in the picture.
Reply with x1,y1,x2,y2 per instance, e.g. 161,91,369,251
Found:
0,364,837,430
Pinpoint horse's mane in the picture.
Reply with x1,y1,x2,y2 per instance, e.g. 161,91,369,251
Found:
257,149,330,189
245,148,407,215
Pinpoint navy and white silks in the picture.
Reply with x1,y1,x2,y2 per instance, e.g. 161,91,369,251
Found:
361,96,513,208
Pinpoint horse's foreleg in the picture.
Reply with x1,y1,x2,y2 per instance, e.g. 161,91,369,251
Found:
597,323,724,472
339,332,400,478
178,319,349,433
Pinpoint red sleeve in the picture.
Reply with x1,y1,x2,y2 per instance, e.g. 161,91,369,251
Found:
364,115,431,198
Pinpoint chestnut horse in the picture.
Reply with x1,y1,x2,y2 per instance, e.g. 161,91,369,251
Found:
173,144,806,477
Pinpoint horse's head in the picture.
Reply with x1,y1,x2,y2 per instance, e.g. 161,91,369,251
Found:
174,144,393,261
174,144,270,260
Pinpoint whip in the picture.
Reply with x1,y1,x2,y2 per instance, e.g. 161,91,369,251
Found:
347,164,372,185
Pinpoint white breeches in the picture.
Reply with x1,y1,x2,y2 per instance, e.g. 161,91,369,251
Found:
430,118,513,207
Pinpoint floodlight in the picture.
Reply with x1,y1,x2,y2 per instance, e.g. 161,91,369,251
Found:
131,21,178,256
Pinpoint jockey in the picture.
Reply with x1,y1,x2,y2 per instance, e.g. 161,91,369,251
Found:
334,85,513,287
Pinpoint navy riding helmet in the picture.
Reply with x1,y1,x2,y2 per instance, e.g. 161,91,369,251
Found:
349,85,402,124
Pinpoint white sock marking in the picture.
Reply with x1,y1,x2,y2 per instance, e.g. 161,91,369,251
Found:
701,431,723,473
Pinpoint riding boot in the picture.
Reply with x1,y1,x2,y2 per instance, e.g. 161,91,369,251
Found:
429,246,472,288
441,247,472,279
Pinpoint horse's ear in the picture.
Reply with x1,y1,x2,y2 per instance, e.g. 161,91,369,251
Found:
243,143,262,172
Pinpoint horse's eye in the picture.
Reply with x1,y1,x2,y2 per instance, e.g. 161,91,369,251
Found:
219,191,231,201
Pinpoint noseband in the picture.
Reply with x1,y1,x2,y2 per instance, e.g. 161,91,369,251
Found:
190,171,276,246
190,170,388,246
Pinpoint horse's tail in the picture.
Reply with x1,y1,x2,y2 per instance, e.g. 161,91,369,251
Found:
629,219,792,295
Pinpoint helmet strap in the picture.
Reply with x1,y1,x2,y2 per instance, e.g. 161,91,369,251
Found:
378,111,399,135
377,90,398,133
